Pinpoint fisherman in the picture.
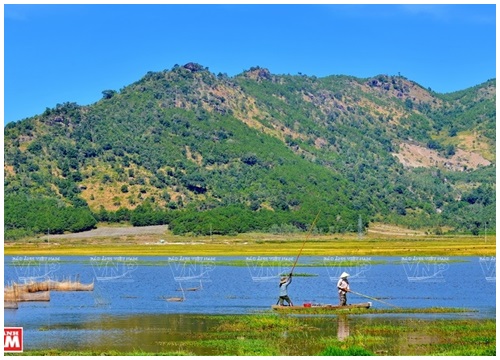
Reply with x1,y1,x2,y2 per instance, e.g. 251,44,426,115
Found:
337,272,350,306
278,273,293,306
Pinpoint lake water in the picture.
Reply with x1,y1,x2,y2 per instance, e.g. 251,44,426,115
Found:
3,255,496,352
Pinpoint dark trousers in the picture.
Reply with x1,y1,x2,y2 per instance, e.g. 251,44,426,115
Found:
339,292,347,306
278,295,292,306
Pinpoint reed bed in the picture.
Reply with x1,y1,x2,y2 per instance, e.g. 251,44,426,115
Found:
4,301,19,309
4,285,50,302
10,279,94,293
4,277,93,306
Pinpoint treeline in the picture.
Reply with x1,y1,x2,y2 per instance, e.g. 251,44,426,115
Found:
4,195,365,240
98,201,367,236
5,184,495,241
5,194,97,240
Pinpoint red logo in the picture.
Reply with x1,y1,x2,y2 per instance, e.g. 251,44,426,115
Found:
4,327,23,352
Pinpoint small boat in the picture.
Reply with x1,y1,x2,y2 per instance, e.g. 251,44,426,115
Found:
272,302,371,311
166,297,184,302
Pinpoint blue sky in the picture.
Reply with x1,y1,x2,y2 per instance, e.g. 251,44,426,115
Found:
3,4,496,125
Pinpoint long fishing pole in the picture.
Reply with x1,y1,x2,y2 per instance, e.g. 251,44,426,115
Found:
290,211,321,275
349,289,400,308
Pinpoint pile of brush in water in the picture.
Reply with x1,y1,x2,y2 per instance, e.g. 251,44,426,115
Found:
4,277,94,307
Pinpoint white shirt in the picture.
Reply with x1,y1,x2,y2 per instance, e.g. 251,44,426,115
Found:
337,278,349,294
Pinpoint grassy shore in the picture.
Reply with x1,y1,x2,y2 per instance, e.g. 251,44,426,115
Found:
8,314,495,356
4,230,496,257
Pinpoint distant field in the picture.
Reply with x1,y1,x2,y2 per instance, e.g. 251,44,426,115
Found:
4,223,495,257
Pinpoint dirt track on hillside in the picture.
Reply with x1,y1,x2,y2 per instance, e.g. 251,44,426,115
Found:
44,225,168,239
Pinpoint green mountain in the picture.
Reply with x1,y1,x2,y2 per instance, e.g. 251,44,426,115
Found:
4,63,495,239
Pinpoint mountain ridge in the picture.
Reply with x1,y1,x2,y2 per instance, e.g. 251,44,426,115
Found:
4,63,495,238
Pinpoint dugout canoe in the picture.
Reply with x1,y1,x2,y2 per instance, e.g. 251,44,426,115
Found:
272,302,372,311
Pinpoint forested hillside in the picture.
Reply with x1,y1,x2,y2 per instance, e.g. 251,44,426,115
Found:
4,63,495,239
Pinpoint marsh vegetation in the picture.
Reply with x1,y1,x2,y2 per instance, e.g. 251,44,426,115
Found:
9,314,495,356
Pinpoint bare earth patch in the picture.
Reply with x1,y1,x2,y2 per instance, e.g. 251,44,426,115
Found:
393,142,491,171
366,223,427,236
44,225,168,239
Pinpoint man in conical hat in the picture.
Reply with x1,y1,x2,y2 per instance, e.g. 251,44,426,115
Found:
337,272,350,306
277,273,293,306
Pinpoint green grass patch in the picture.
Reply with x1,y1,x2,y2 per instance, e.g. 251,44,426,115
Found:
215,314,316,333
432,345,496,356
5,312,495,356
268,306,473,315
6,349,194,356
318,345,374,356
196,338,278,356
393,257,468,265
319,260,387,267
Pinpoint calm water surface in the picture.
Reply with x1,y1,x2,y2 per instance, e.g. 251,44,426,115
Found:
4,255,495,352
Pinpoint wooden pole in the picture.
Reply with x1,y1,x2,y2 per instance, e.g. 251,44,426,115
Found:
290,211,321,275
349,290,400,308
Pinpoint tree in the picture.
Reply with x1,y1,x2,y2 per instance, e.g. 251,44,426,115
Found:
102,90,117,99
427,139,441,150
241,153,259,166
445,144,456,157
404,98,413,110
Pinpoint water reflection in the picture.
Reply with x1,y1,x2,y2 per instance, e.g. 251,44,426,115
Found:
337,314,349,341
